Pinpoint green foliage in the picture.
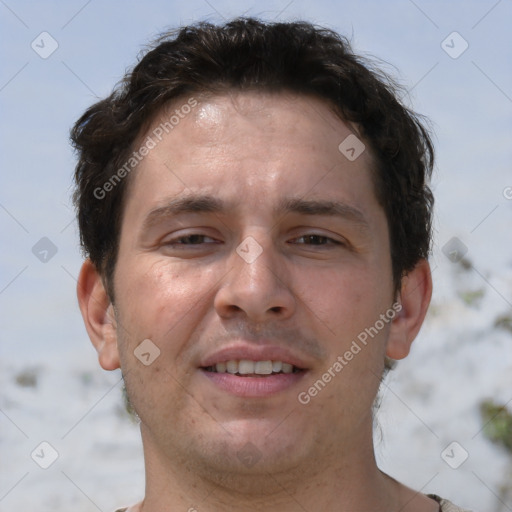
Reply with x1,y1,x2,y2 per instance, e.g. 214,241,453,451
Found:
480,400,512,454
494,313,512,334
458,288,485,306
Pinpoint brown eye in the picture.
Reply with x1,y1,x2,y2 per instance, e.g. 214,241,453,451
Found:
294,235,340,245
165,234,218,245
177,235,209,244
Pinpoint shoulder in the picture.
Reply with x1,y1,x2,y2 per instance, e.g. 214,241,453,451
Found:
427,494,474,512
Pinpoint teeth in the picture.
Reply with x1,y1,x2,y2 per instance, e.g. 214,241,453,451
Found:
215,362,226,373
211,360,297,375
226,360,238,374
238,360,254,375
254,361,273,375
281,363,293,374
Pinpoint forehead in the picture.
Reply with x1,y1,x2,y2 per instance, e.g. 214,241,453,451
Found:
151,91,364,161
124,91,379,221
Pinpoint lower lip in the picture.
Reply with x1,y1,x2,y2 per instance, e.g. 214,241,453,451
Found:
201,370,307,397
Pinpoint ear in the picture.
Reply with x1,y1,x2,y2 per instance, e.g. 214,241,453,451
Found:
386,259,432,360
77,259,120,371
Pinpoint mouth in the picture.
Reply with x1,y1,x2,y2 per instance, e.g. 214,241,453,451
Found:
199,345,311,397
200,359,307,398
202,359,304,377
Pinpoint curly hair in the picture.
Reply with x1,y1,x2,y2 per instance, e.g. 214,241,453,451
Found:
71,17,434,301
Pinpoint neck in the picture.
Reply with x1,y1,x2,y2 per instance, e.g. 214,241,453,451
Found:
137,422,400,512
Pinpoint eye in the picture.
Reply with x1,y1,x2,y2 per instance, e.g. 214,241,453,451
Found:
165,234,218,245
291,234,342,246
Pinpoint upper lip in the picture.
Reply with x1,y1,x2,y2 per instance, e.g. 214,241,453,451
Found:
200,343,311,370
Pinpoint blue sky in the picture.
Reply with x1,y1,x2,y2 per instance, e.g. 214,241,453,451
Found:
1,0,511,362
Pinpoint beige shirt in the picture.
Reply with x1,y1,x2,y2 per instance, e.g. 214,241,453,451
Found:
115,495,473,511
427,494,473,511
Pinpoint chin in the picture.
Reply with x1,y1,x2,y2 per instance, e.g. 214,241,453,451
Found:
194,420,310,476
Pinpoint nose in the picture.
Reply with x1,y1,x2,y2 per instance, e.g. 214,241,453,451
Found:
213,236,296,323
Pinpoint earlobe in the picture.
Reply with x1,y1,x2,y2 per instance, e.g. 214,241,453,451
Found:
77,259,120,371
386,259,433,360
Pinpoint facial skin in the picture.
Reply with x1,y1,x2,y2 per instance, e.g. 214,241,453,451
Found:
78,92,434,511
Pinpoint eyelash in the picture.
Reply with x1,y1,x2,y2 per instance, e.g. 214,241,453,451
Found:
165,234,343,247
291,234,342,246
166,234,218,246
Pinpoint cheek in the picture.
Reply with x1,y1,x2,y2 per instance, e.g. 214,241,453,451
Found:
298,264,391,393
114,259,212,420
116,258,211,335
296,265,379,338
112,258,220,382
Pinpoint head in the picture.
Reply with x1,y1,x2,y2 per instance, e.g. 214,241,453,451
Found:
73,18,433,487
72,18,433,302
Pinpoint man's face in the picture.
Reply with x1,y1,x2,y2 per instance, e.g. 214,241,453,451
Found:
112,92,395,478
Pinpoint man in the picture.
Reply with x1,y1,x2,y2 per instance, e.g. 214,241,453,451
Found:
71,18,471,512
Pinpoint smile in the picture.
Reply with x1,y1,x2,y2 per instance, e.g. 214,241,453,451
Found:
203,359,302,376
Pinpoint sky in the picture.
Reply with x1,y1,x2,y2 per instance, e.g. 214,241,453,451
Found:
0,0,511,509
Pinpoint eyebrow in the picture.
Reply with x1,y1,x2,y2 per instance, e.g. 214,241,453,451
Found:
276,197,369,229
141,194,370,231
142,195,228,231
